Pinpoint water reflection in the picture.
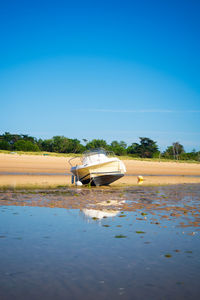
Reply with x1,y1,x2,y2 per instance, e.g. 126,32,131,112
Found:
0,184,200,299
0,185,199,228
82,208,119,219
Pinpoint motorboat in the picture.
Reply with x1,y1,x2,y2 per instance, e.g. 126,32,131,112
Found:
69,148,126,186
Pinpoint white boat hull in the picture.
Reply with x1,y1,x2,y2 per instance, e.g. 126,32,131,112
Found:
71,160,125,186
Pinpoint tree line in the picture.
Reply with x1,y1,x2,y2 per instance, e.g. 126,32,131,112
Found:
0,132,199,161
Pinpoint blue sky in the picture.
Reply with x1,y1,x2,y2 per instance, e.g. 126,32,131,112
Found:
0,0,200,151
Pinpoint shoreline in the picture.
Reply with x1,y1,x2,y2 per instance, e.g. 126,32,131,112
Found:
0,153,200,188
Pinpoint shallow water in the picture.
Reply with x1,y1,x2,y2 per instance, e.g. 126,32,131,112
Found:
0,185,200,300
1,171,200,177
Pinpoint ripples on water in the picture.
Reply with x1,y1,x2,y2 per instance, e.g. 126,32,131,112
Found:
0,184,200,300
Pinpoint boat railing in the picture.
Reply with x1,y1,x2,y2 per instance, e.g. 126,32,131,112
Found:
106,150,115,157
68,156,83,168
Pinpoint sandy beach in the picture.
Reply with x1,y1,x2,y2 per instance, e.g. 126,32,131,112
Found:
0,153,200,187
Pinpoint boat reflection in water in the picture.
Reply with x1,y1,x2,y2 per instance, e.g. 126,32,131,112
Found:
81,198,125,220
82,208,119,220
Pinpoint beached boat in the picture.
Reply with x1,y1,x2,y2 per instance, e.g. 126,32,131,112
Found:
69,148,126,186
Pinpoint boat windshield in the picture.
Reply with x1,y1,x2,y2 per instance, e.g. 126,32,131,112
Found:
82,148,112,165
83,148,107,158
68,148,114,167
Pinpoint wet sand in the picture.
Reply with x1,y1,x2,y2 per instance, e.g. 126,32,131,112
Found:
1,184,200,227
0,185,200,299
0,153,200,187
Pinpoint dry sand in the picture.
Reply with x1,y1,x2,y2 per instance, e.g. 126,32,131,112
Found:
0,153,200,187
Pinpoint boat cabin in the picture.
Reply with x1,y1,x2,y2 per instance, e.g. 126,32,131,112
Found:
82,149,109,165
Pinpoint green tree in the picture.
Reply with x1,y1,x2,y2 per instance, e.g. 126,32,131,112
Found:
14,140,40,152
0,132,38,150
21,134,36,143
163,142,185,159
110,140,127,155
1,132,21,149
127,142,140,156
127,137,158,158
71,139,85,153
86,139,108,150
51,136,68,152
0,140,10,150
36,136,85,153
39,139,53,152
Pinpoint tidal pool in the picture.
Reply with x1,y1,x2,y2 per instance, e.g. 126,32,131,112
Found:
0,184,200,300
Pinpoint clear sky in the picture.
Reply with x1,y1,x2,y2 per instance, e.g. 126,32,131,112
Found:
0,0,200,151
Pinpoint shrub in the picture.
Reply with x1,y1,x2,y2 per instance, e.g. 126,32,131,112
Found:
14,140,40,152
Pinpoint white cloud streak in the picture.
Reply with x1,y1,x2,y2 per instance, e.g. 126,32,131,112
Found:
83,109,200,113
